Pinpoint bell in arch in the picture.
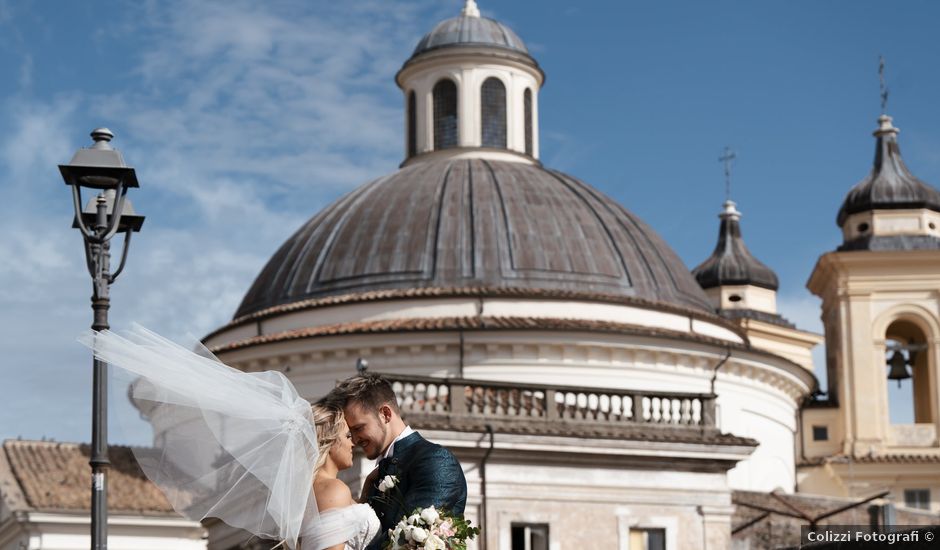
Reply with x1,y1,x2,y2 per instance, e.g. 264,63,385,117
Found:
886,350,912,387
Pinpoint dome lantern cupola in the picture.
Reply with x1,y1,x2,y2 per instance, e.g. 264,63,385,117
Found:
692,200,781,316
837,114,940,250
396,0,543,166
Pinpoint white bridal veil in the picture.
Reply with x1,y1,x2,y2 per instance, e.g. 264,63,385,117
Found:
79,325,365,550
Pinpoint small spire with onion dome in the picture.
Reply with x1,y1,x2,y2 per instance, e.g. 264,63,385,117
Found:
693,200,779,294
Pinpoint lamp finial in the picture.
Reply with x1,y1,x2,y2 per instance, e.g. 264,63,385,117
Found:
462,0,481,18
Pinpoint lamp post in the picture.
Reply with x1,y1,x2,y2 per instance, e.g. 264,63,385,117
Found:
60,128,144,550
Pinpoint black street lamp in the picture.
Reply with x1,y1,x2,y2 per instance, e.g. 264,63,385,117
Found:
60,128,144,550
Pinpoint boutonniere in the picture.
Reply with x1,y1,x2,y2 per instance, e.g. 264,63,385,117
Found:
375,474,405,511
378,475,399,493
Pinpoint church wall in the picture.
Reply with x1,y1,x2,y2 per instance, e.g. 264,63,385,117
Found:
716,378,799,492
800,407,843,458
206,297,747,351
0,515,206,550
738,320,822,373
210,323,812,499
800,461,940,513
468,461,731,550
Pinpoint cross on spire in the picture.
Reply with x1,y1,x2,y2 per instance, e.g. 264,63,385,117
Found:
879,55,889,114
719,146,736,201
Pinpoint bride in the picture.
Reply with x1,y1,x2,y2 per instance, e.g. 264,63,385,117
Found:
308,402,381,550
80,325,381,550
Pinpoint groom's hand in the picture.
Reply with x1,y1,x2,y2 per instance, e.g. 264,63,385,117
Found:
359,467,379,503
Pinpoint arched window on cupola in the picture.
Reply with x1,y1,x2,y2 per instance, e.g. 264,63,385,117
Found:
524,88,533,156
433,79,458,150
884,319,935,426
481,77,507,148
407,91,417,157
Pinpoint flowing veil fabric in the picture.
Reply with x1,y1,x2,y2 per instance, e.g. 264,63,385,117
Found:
78,325,364,550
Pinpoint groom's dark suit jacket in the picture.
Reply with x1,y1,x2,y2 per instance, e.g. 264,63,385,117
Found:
365,431,467,550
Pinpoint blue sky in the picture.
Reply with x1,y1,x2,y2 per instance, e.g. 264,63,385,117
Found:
1,0,937,444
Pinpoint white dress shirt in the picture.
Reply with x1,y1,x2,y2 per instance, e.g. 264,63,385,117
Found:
383,425,415,460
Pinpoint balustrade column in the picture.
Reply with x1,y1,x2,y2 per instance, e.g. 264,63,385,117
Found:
544,389,558,420
632,393,645,423
702,397,717,427
451,382,467,416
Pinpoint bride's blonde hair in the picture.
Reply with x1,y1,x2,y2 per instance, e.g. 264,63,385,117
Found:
311,400,346,474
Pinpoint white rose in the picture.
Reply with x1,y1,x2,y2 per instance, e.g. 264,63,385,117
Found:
420,506,440,525
408,513,421,525
411,527,429,543
423,534,446,550
391,526,404,547
378,475,398,493
403,526,414,542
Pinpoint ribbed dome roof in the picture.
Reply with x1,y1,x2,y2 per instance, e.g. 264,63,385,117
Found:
410,14,528,59
235,159,714,318
838,115,940,226
692,201,779,291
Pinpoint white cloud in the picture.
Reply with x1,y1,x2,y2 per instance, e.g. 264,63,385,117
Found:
1,97,78,186
0,0,439,444
18,53,32,89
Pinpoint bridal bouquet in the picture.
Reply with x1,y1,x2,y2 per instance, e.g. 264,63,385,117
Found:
385,505,479,550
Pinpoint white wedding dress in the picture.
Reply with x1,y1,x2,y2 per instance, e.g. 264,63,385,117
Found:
299,502,381,550
338,504,382,550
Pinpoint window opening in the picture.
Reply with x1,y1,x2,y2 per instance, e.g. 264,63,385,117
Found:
407,91,417,157
629,528,666,550
511,523,548,550
433,79,458,150
904,489,930,510
481,77,507,148
885,320,933,425
812,425,828,441
524,88,533,155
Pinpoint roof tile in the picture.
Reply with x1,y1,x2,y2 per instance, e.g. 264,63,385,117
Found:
2,440,174,514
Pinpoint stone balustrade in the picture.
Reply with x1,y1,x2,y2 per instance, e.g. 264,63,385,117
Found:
385,374,717,429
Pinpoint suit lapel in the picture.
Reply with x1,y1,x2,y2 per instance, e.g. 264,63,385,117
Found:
368,432,424,529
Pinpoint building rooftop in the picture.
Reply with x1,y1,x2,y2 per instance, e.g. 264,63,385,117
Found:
838,115,940,227
235,159,714,319
1,440,174,515
692,200,779,291
409,0,529,60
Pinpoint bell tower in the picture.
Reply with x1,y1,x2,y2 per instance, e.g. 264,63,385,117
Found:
800,111,940,508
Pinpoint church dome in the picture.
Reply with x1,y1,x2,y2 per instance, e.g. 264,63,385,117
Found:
409,1,529,60
234,159,713,319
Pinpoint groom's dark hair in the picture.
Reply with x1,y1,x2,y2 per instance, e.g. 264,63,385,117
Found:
332,373,401,416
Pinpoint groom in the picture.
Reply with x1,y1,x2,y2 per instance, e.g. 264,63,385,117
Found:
329,374,467,550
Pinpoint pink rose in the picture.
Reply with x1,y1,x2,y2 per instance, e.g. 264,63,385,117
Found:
437,521,455,538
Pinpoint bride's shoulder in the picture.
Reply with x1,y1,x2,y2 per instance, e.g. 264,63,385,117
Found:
313,478,354,511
